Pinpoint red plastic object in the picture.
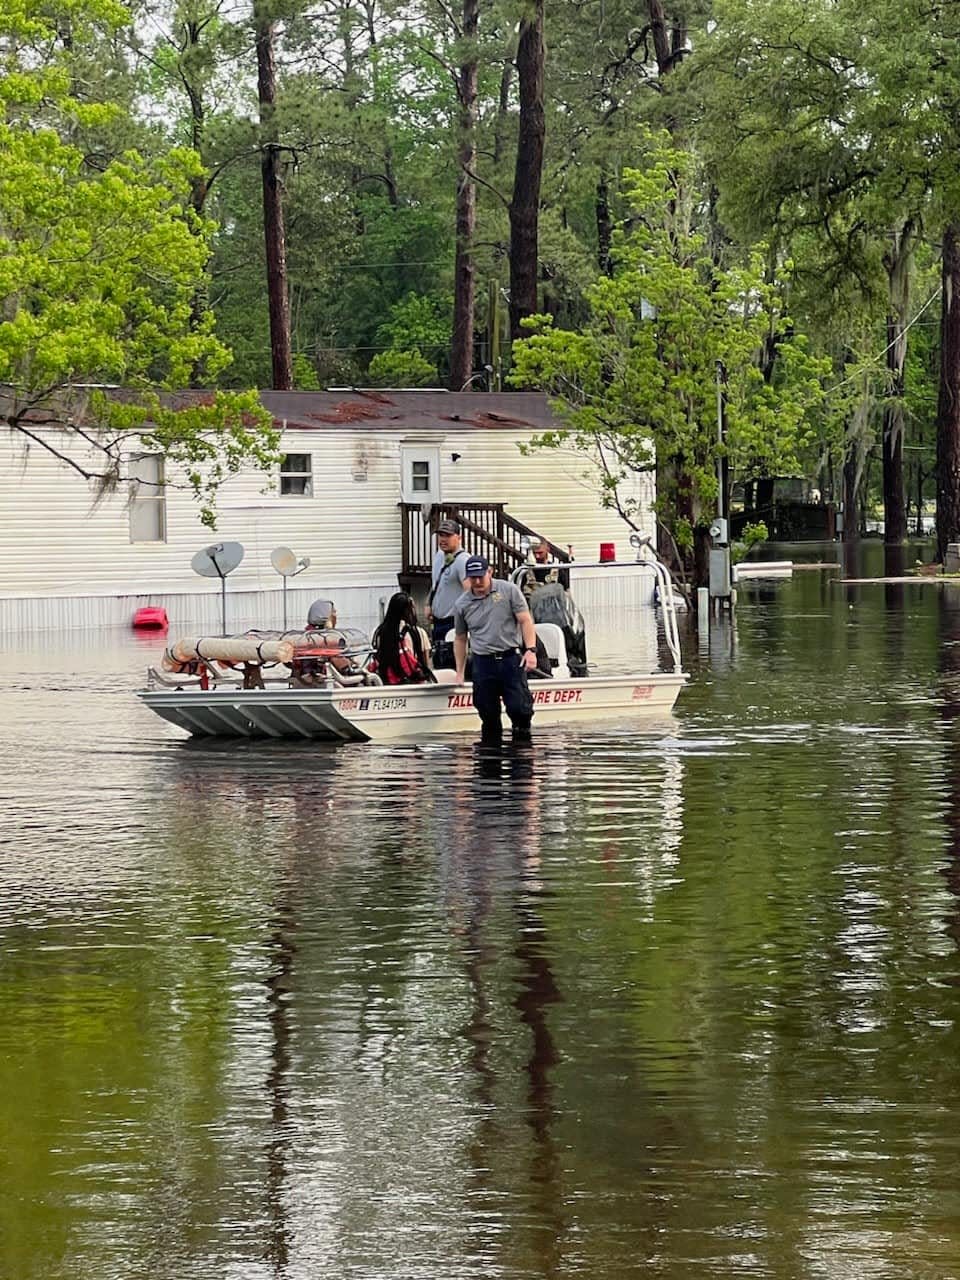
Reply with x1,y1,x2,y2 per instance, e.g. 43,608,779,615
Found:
132,606,169,630
599,542,616,563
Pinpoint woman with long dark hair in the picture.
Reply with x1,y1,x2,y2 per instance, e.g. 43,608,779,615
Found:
371,592,436,685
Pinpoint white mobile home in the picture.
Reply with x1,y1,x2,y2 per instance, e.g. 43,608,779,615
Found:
0,390,655,633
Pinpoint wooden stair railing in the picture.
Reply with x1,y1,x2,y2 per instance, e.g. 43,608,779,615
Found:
400,502,572,582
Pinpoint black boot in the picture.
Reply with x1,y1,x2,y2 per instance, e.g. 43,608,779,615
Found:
511,720,532,744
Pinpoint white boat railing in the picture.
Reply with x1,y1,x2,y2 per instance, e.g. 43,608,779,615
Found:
509,537,684,675
628,534,682,673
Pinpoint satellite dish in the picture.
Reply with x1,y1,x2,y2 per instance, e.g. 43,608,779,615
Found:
191,541,245,579
269,546,311,628
269,546,311,577
271,546,297,576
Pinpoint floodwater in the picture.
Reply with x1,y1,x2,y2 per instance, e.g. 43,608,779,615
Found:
4,543,960,1279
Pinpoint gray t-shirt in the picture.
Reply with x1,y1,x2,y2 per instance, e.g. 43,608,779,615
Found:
431,548,470,618
453,580,531,654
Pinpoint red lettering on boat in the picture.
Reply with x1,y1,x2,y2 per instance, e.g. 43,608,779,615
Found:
532,687,583,705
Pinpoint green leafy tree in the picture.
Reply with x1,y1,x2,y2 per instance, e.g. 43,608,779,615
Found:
374,291,450,364
510,139,828,585
686,0,960,552
367,349,438,386
0,0,279,526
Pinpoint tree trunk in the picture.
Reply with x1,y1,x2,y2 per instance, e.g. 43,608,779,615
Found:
756,476,775,521
508,0,545,340
363,0,399,207
596,173,613,276
882,221,913,544
937,224,960,562
693,524,710,592
646,0,673,75
181,18,212,382
449,0,479,391
493,52,515,165
255,2,292,391
646,0,683,562
843,453,861,544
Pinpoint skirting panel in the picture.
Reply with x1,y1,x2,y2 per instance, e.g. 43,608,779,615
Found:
0,565,658,635
0,583,397,636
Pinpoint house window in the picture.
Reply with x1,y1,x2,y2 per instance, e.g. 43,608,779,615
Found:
280,453,313,496
128,453,166,543
401,446,441,502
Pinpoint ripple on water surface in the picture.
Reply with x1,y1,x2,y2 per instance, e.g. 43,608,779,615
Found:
3,581,960,1279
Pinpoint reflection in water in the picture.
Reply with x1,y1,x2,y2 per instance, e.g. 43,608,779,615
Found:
939,592,960,954
512,886,564,1278
264,897,296,1273
5,558,960,1279
450,742,566,1276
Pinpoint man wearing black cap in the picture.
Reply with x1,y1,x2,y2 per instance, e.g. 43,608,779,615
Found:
453,555,537,743
427,518,470,668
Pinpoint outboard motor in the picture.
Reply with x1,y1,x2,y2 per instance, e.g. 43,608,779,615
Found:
528,582,588,677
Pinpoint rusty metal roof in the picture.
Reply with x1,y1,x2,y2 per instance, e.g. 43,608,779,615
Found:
1,387,560,433
260,389,558,432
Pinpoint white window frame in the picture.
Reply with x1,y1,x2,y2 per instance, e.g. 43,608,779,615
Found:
400,445,441,503
128,453,166,544
280,452,313,497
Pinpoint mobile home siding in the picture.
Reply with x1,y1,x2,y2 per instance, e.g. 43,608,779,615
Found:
0,392,655,631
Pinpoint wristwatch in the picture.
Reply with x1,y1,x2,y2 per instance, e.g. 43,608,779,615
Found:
523,646,536,654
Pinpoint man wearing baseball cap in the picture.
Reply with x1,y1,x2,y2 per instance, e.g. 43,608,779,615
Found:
453,554,537,743
427,517,470,668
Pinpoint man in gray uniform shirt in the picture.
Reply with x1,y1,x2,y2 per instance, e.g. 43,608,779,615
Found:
427,518,470,668
453,554,537,743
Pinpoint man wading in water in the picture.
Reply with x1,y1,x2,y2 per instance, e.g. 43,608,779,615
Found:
453,554,537,744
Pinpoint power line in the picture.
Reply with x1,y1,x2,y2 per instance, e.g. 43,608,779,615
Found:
294,342,450,353
325,259,452,270
828,285,943,394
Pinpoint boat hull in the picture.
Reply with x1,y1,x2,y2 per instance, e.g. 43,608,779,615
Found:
138,673,687,742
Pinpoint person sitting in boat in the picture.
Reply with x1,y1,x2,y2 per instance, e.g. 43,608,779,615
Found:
293,598,364,685
520,547,587,677
306,598,338,630
527,537,571,591
370,592,437,685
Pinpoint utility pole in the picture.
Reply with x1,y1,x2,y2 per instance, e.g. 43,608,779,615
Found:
488,279,502,390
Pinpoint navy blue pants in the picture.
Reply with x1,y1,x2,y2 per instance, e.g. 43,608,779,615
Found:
472,651,533,738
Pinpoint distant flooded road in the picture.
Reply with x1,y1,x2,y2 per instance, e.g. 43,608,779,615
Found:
3,543,960,1279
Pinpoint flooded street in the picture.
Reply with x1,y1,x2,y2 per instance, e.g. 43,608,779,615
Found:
4,546,960,1279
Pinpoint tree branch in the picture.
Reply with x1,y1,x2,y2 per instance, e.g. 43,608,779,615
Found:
463,164,509,207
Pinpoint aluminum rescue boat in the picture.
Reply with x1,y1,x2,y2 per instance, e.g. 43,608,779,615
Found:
137,542,687,742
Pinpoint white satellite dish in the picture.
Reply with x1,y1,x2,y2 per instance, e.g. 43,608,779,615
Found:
190,542,244,635
191,542,245,579
270,546,311,577
269,546,311,628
